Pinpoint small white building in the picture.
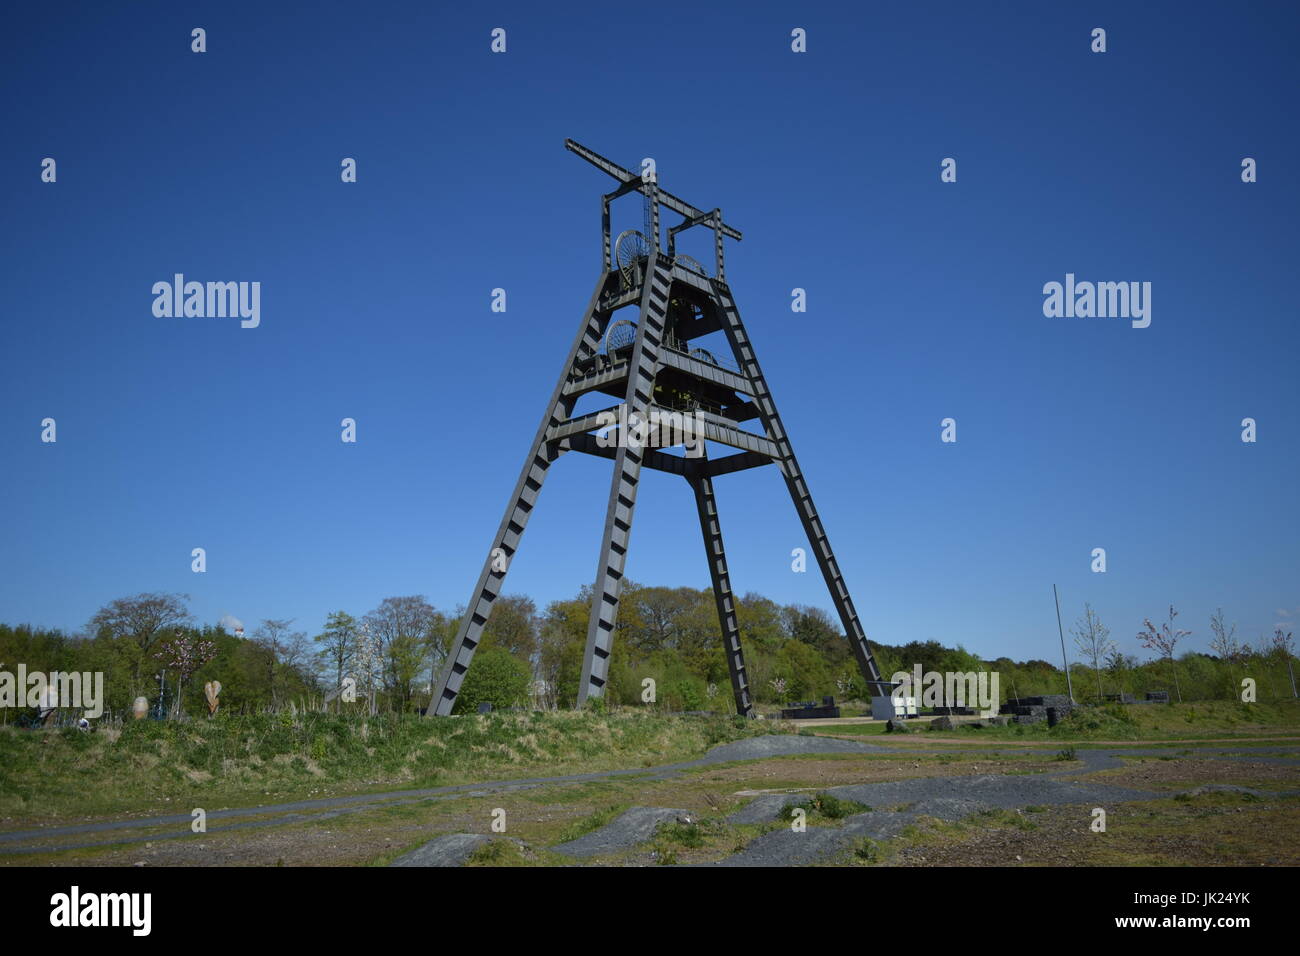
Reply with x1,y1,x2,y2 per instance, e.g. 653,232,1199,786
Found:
871,695,918,721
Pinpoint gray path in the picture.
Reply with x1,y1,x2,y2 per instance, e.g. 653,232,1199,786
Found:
0,735,876,855
551,807,689,859
390,833,494,867
708,747,1300,867
3,734,1296,861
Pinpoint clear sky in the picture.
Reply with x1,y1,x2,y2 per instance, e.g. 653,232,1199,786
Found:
3,1,1297,666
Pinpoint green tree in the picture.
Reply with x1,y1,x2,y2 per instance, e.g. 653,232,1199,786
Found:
364,596,442,710
87,593,193,698
783,605,850,665
478,594,539,659
537,597,588,708
452,646,532,714
773,639,833,701
315,610,359,691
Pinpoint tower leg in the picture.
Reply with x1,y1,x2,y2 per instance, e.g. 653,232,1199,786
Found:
689,466,755,717
711,282,887,695
428,274,611,716
577,256,671,706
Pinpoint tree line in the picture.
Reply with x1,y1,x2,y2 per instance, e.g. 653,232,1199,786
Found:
1,589,1294,721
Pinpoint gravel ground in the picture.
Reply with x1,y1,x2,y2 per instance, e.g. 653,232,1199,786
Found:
0,734,880,857
711,769,1159,866
6,735,1298,865
551,807,689,858
390,833,493,867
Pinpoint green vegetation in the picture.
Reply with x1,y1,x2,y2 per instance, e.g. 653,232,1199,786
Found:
815,701,1300,742
0,710,774,822
464,839,535,867
974,808,1039,831
555,803,629,843
852,837,886,863
657,820,707,847
451,646,532,715
1087,794,1300,866
3,591,1296,727
779,791,869,824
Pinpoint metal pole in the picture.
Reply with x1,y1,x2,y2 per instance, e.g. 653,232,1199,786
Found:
1054,584,1074,703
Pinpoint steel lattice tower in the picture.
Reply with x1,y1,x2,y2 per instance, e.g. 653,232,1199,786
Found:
427,140,889,717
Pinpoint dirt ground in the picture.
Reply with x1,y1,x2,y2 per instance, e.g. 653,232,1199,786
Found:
5,738,1298,867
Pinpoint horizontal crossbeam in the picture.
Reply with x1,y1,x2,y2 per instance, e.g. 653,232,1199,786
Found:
566,139,743,241
706,450,772,477
561,431,698,477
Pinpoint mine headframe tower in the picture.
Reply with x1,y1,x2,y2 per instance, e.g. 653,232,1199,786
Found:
427,139,888,717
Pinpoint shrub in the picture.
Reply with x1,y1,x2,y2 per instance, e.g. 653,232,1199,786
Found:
451,647,532,715
780,792,868,822
853,838,885,863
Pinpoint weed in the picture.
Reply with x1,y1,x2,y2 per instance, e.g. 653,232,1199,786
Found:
780,792,869,823
853,837,885,863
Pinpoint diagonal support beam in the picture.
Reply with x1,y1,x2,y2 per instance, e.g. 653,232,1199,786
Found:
688,462,755,718
576,255,672,706
427,273,611,716
711,280,889,695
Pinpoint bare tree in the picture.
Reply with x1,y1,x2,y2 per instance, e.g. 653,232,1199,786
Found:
252,618,303,708
1273,628,1297,699
88,593,193,694
351,623,384,715
1208,608,1242,698
1138,605,1190,703
1071,603,1115,700
281,630,315,676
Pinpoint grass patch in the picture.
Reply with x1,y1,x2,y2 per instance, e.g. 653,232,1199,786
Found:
973,808,1038,831
464,839,532,867
657,821,707,848
851,837,887,864
811,700,1300,743
1089,793,1300,865
779,792,869,824
555,803,628,844
0,710,777,823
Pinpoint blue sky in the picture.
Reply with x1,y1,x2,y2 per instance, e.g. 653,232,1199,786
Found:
2,1,1297,666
